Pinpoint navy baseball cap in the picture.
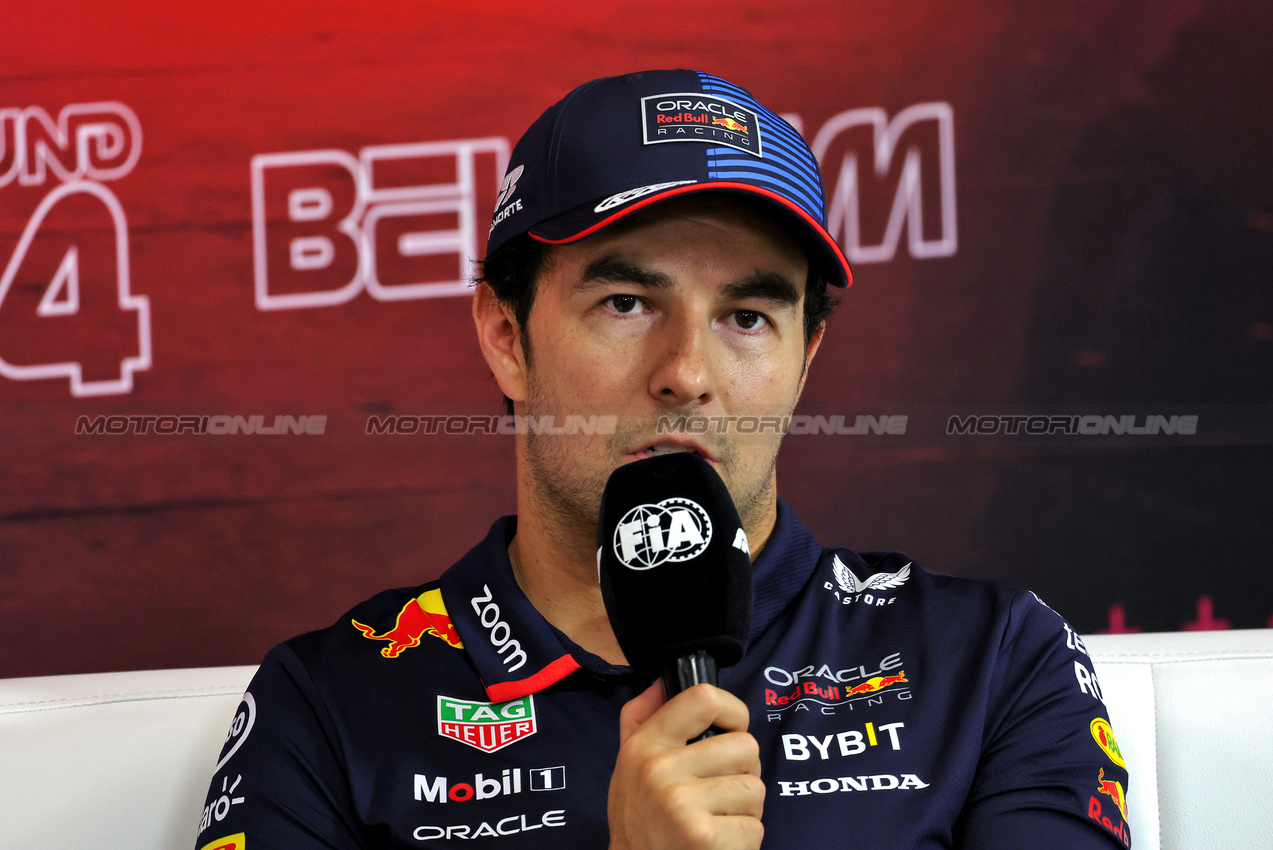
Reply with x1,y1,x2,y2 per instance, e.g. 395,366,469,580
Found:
486,69,852,287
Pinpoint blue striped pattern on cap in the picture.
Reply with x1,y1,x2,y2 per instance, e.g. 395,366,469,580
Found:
696,72,828,224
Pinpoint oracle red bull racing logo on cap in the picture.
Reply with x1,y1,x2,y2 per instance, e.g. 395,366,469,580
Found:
613,497,712,569
438,694,537,753
351,588,463,658
642,93,761,156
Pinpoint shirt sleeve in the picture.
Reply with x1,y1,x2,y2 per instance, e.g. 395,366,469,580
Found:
192,643,368,850
953,591,1133,849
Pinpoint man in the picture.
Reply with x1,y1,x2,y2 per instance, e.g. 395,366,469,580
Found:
196,70,1131,850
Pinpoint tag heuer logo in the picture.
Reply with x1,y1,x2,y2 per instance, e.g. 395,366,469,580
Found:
437,694,537,753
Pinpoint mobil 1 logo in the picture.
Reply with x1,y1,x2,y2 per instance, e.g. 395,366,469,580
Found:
414,766,566,804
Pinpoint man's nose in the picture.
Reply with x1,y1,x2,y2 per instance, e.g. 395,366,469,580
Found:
648,314,716,406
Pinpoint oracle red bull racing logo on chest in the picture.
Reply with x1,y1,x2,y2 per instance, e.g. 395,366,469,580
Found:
438,694,537,753
642,93,762,156
762,653,913,721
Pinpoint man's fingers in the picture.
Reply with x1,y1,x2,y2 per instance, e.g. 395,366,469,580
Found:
684,732,763,779
696,773,766,817
609,682,763,850
711,815,765,850
637,683,750,745
619,679,668,743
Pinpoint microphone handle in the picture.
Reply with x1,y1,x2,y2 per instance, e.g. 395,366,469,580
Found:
661,649,723,742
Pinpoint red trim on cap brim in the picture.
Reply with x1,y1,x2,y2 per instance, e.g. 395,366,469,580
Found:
529,181,852,287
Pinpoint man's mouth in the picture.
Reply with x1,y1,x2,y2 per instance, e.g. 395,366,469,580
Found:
628,440,717,463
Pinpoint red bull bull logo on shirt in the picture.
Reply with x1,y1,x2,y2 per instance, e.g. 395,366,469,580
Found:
1087,766,1131,847
1096,768,1128,820
845,672,908,696
351,588,464,658
765,671,911,719
1086,766,1131,847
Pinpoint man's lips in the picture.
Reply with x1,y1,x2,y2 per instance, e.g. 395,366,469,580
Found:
625,439,718,464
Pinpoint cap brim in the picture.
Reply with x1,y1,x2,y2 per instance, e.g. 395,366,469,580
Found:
528,181,851,287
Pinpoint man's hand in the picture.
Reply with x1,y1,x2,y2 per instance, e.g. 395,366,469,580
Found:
608,681,765,850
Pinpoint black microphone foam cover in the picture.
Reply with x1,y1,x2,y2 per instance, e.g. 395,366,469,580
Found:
598,452,753,681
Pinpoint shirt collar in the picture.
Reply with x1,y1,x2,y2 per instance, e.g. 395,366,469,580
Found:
439,501,823,701
439,517,581,703
750,499,824,642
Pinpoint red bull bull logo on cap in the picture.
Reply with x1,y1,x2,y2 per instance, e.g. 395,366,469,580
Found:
710,116,748,134
352,588,464,658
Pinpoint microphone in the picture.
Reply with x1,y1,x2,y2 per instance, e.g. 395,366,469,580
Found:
598,452,753,739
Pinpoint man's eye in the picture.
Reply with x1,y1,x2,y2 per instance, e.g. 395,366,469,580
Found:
606,294,643,314
733,310,769,330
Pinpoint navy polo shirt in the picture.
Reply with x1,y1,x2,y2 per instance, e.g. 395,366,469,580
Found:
195,502,1131,849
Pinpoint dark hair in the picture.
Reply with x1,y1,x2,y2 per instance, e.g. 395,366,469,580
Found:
476,233,838,411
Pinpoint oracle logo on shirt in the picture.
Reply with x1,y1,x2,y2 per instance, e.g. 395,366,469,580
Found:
413,810,567,842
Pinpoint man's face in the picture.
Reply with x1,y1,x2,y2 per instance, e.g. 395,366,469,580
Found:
509,195,819,536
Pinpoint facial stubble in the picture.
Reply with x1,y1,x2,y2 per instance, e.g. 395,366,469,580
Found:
521,372,784,551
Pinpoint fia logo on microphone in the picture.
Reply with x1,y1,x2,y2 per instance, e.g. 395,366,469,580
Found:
613,498,713,569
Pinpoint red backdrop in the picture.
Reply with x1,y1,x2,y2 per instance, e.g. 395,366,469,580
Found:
2,0,1270,677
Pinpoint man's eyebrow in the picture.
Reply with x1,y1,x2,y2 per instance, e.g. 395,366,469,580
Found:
722,272,801,308
575,254,673,292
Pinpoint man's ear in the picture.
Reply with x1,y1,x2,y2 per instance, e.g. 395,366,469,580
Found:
794,321,825,405
472,282,528,403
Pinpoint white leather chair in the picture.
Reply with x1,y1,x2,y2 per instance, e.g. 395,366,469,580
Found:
0,665,254,850
1,630,1271,849
1082,629,1273,850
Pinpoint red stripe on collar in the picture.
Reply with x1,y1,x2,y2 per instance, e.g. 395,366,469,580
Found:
485,654,582,703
